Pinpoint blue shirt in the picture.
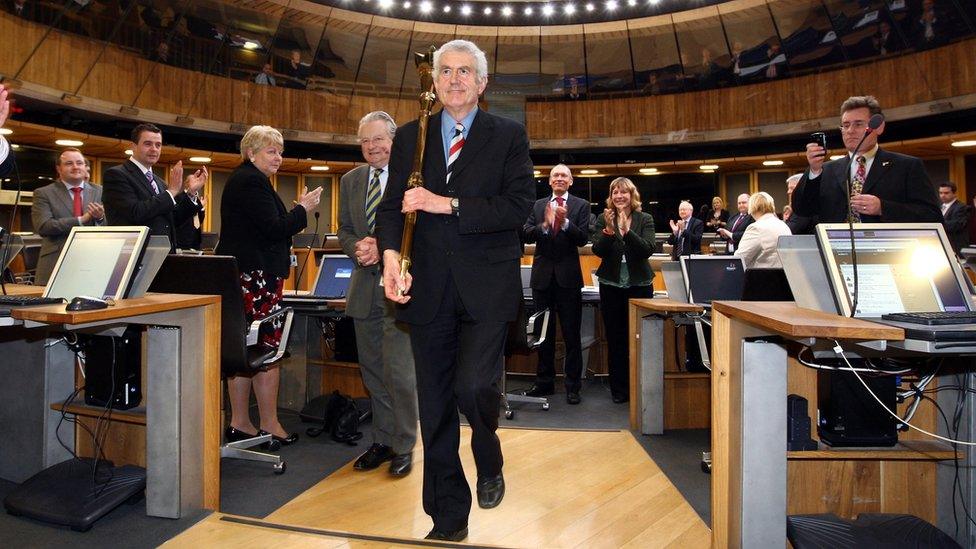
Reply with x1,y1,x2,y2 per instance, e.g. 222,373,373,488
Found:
440,107,478,166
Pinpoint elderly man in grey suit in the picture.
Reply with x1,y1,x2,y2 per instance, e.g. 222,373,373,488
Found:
338,111,418,477
31,148,105,284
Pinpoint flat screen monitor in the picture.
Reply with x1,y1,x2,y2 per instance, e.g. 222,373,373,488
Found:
292,233,320,248
661,261,688,303
816,223,973,318
680,255,746,306
43,226,149,301
311,254,355,298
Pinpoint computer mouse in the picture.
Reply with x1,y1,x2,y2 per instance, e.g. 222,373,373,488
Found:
66,296,109,311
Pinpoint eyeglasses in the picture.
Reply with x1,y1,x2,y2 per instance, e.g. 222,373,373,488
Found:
359,136,390,146
839,121,869,133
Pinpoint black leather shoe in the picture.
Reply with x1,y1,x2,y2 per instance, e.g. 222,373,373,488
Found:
477,473,505,509
388,452,413,477
425,527,468,542
521,384,554,397
259,430,299,446
611,393,629,404
225,426,257,443
566,392,581,405
354,443,395,471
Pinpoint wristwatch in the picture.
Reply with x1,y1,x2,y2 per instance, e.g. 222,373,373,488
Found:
450,197,459,216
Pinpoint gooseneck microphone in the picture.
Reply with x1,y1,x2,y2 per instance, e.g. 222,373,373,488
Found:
845,113,884,317
292,211,320,294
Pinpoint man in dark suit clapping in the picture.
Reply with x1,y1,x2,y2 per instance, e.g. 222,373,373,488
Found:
668,201,704,259
377,40,534,542
939,181,969,255
102,123,207,251
717,193,753,252
522,164,591,405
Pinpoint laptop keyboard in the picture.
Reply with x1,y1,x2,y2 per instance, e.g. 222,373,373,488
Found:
881,311,976,326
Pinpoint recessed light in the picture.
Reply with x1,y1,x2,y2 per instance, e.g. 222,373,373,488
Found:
0,128,11,135
951,140,976,147
523,6,533,15
585,3,595,11
829,154,845,160
542,4,554,16
461,5,472,15
55,139,84,147
702,169,716,174
699,164,719,171
580,169,599,175
443,5,450,12
419,1,431,14
564,4,576,14
10,144,19,150
606,0,618,10
533,170,541,176
310,165,330,171
639,167,658,174
242,41,260,50
762,160,784,166
124,149,133,155
501,6,512,16
189,156,212,163
483,6,492,14
378,0,393,7
403,1,411,7
628,0,637,5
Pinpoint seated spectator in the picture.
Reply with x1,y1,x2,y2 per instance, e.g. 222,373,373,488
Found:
6,0,34,18
255,63,276,86
735,192,791,269
283,49,309,89
150,41,174,66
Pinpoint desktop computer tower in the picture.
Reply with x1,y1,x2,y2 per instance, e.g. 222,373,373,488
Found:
83,326,142,410
817,369,897,447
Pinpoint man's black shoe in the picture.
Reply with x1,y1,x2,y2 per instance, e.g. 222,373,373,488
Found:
521,384,554,397
425,527,468,541
353,443,395,471
476,473,505,509
388,452,412,477
611,392,629,404
566,391,581,405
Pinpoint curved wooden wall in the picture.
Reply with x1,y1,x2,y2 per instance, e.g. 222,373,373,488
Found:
1,11,974,146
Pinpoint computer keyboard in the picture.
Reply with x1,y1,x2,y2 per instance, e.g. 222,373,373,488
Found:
881,311,976,326
0,295,65,316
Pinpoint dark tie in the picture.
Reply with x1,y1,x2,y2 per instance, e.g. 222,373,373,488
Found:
71,187,83,217
365,168,382,233
146,170,160,195
554,196,565,232
849,155,866,222
446,122,464,185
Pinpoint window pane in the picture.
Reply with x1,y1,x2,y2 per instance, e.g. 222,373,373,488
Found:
674,7,733,90
719,0,786,84
629,15,683,94
541,25,586,98
583,22,635,93
276,174,299,217
757,171,789,214
355,17,412,97
769,0,844,72
267,8,326,89
315,11,370,92
725,173,751,210
304,175,335,232
495,27,544,96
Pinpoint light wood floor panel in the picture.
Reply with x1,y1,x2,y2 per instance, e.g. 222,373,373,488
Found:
265,427,709,548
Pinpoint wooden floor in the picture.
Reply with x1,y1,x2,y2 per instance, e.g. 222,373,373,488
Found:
166,427,710,548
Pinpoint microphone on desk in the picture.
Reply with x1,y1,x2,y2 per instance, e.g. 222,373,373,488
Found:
844,113,884,317
292,212,320,294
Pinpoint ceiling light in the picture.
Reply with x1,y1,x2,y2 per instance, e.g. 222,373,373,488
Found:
501,6,512,16
10,144,19,150
124,149,133,155
639,167,658,174
606,0,618,10
378,0,393,7
403,1,411,7
564,4,576,14
310,165,330,171
533,170,541,176
0,128,11,135
702,169,716,174
585,3,595,11
242,41,260,50
419,1,431,14
461,5,472,15
951,140,976,147
483,6,492,14
762,160,784,166
189,156,212,163
628,0,637,5
699,164,719,171
829,154,845,160
442,4,450,12
55,139,84,147
580,169,599,175
542,4,554,16
523,6,533,15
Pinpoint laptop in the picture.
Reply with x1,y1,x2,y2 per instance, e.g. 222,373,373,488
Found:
680,255,746,308
816,223,976,343
286,254,355,300
661,261,688,303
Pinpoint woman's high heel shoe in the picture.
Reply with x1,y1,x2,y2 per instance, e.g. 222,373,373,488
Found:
260,430,299,446
226,426,281,451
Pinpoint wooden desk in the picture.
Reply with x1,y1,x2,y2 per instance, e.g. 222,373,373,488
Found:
3,293,221,519
709,301,967,548
628,298,705,434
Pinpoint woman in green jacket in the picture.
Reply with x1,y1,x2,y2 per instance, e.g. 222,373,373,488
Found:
591,177,656,403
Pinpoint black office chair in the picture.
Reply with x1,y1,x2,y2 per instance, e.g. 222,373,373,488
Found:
741,268,794,301
501,301,551,420
149,255,293,474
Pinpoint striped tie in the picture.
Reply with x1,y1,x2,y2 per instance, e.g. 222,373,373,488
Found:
365,168,382,233
446,122,464,185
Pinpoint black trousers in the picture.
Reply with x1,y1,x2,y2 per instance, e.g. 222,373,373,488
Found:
598,283,654,397
532,280,584,392
409,276,507,532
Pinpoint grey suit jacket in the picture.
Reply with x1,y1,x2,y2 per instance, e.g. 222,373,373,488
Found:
31,181,104,284
337,164,385,320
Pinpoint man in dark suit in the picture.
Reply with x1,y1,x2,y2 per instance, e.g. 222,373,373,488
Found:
793,96,941,226
717,193,753,252
667,201,704,259
103,123,207,251
521,164,591,404
338,111,417,478
0,84,12,178
31,148,105,284
174,194,205,250
377,40,534,542
939,181,969,255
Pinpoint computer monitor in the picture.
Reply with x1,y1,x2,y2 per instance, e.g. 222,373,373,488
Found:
520,264,533,298
43,226,150,301
661,261,688,303
1,232,23,270
310,254,355,298
680,255,746,306
292,233,320,248
816,223,974,318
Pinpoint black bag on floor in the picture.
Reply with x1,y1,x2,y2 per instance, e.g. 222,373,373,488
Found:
305,390,363,445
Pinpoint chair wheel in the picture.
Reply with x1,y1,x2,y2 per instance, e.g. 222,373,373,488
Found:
504,410,515,420
542,403,550,411
273,461,286,475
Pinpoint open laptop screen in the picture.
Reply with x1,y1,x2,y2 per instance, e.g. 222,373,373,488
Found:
817,223,972,317
680,256,746,306
311,255,355,298
44,226,149,301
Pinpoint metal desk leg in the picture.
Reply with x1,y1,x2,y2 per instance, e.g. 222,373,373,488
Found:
640,315,665,435
146,326,181,518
